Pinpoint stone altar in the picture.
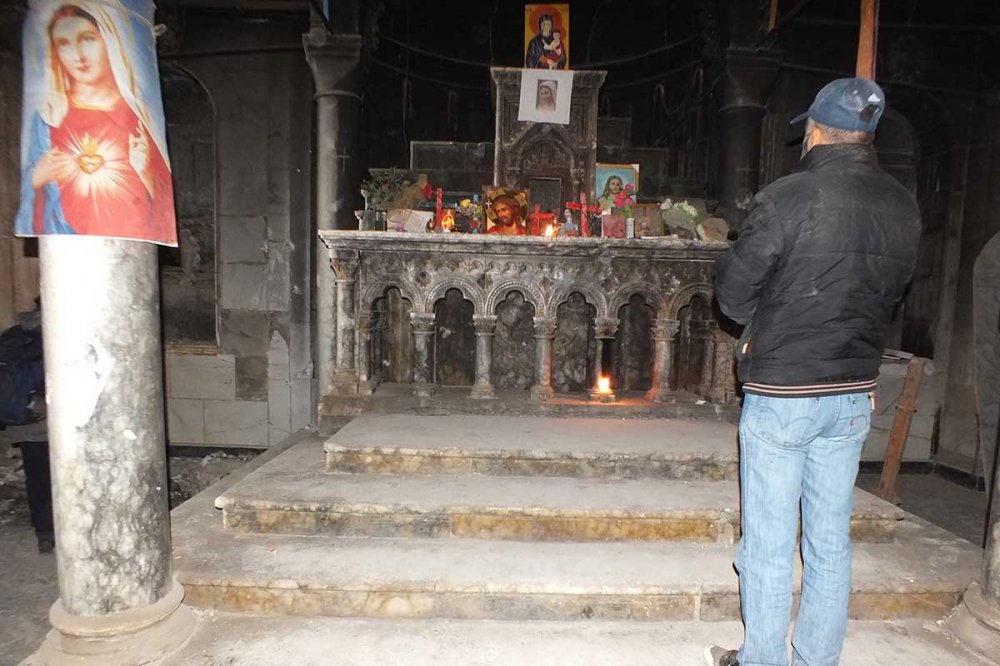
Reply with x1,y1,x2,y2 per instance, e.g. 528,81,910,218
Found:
318,231,735,411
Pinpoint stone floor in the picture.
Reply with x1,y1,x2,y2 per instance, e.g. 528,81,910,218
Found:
160,612,996,665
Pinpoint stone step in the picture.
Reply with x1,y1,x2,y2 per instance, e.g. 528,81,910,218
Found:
174,507,980,623
162,613,989,665
172,433,982,624
217,438,902,543
325,414,741,480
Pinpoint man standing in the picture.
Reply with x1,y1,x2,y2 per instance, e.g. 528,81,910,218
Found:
706,78,921,666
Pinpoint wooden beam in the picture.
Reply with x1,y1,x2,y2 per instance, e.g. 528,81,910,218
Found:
769,0,780,31
876,357,926,504
856,0,878,78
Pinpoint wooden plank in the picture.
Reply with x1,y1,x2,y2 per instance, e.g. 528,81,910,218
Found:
876,357,926,504
856,0,879,78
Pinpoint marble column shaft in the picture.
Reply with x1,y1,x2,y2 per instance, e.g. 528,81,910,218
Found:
471,315,497,399
36,237,193,665
529,317,558,401
647,318,681,402
305,31,364,398
410,313,436,396
329,250,359,394
356,311,373,393
41,238,170,613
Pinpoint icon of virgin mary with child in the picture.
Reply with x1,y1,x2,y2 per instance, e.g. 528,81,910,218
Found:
16,1,176,245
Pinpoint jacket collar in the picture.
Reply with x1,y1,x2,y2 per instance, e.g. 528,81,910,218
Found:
799,143,877,171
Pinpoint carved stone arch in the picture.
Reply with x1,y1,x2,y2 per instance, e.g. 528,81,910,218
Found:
361,277,422,314
507,124,577,171
486,280,547,317
550,285,610,320
425,277,486,315
666,283,715,319
609,283,667,318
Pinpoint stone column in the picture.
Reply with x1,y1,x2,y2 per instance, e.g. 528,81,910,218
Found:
305,28,364,401
710,329,738,404
716,47,782,223
357,311,374,395
949,453,1000,657
470,315,497,399
529,317,559,401
646,318,681,403
329,249,360,395
410,312,437,397
34,237,193,665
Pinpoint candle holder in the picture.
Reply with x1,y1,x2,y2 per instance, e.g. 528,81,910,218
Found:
589,375,616,403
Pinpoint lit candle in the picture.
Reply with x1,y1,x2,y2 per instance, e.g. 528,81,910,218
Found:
544,224,554,237
597,376,611,394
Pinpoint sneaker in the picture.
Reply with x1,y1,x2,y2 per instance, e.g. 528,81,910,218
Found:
704,645,740,666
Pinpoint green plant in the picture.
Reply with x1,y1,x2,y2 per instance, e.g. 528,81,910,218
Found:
360,168,412,210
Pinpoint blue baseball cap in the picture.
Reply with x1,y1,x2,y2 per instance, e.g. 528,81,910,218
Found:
791,77,886,133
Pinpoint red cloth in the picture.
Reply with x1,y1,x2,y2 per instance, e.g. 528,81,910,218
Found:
40,98,176,244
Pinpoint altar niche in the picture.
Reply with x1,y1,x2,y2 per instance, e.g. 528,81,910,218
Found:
674,294,715,394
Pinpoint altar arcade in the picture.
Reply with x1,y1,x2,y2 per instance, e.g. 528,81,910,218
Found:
316,67,738,419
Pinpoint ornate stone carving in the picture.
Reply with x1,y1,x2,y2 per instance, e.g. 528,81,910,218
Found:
319,231,730,402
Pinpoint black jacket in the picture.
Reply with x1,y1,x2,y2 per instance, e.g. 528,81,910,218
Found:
715,143,921,393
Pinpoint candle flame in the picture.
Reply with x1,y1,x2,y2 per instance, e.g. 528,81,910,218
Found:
597,376,611,393
544,224,554,237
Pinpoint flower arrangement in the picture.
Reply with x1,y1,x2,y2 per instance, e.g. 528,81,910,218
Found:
360,168,412,211
614,183,637,218
659,197,701,239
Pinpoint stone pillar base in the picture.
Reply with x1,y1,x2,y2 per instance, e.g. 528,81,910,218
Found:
529,385,554,401
357,380,375,395
469,384,496,400
948,582,1000,660
646,387,675,403
28,581,195,666
329,373,360,396
412,382,437,398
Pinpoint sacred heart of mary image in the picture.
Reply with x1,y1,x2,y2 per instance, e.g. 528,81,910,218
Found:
16,1,177,246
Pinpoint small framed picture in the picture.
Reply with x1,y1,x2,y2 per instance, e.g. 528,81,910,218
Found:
484,187,529,236
518,69,574,125
595,163,640,214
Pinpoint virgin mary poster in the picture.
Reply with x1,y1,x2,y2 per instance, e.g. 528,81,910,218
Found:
16,0,177,246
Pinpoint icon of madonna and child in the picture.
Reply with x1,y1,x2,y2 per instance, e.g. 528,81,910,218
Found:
16,1,177,246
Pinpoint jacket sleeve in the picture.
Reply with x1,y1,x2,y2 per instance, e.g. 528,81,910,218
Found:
714,192,786,325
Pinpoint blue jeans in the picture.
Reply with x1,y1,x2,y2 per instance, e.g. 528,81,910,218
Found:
735,392,872,666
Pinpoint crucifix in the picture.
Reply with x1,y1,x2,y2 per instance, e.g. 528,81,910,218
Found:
565,193,601,238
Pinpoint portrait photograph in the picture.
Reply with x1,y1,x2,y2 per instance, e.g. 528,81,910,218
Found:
595,163,640,214
517,69,574,125
484,187,529,236
524,4,569,70
16,0,177,246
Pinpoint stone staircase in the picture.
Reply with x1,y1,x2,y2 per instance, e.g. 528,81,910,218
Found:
172,414,981,623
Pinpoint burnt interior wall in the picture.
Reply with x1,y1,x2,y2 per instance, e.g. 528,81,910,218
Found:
612,295,653,391
160,66,216,344
433,289,475,386
493,291,535,391
159,12,315,446
939,100,1000,475
553,293,596,394
0,47,40,332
